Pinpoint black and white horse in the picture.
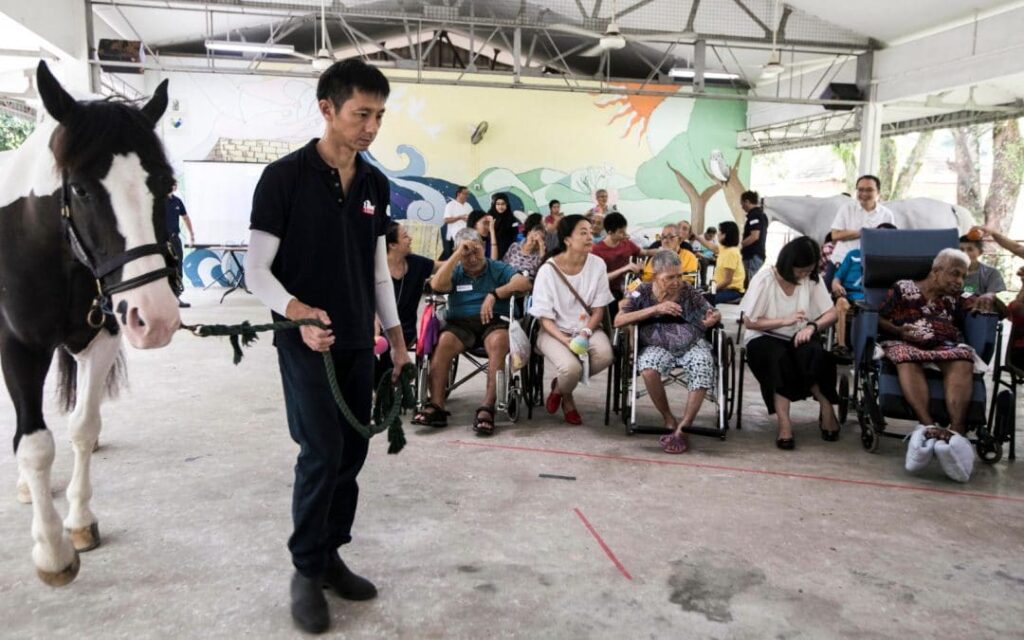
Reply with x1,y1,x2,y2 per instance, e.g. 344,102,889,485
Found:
1,62,180,586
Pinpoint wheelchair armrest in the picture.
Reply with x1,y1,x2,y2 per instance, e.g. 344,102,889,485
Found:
964,311,1000,363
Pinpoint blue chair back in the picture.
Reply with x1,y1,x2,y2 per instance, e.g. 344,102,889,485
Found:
860,228,959,309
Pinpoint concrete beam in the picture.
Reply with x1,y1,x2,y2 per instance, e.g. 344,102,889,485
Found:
873,6,1024,104
0,0,90,91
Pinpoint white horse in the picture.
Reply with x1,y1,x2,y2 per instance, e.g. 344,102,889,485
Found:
761,195,973,243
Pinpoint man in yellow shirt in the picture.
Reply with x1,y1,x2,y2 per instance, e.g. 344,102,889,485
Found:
640,224,699,285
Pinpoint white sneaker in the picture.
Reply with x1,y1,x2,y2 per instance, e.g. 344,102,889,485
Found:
934,433,975,483
905,425,936,474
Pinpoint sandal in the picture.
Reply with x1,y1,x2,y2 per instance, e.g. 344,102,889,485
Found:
662,434,688,454
473,406,496,437
412,402,449,428
545,378,562,415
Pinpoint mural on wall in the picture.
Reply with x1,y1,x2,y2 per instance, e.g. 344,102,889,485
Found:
159,71,747,287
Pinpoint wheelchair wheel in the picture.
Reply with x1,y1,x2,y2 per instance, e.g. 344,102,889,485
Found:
507,374,521,423
975,429,1003,464
837,375,850,425
857,370,882,453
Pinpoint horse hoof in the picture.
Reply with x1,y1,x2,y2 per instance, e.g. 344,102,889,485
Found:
16,483,31,504
67,522,101,552
36,550,80,587
92,439,100,453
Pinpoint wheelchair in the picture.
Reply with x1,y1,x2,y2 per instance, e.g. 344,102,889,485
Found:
607,321,737,438
414,290,533,423
848,228,1016,462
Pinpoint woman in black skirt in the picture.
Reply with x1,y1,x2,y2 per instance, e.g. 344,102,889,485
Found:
739,237,840,450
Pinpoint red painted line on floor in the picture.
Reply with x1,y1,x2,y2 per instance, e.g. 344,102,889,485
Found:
573,507,633,581
449,440,1024,504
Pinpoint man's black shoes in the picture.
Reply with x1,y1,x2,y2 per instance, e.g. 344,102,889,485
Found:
323,554,378,601
291,572,329,634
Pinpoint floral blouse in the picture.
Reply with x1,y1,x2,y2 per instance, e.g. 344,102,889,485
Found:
621,281,712,355
502,241,543,279
880,279,968,348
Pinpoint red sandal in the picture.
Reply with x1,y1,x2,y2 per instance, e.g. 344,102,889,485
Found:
545,378,562,415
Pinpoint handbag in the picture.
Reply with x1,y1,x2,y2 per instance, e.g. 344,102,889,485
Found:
543,262,613,336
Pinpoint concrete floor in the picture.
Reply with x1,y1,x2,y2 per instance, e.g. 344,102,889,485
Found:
1,288,1022,639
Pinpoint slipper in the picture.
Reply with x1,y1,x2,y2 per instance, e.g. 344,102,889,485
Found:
545,378,562,415
563,408,582,425
904,424,935,474
659,434,675,447
934,433,974,483
662,434,688,454
472,406,496,437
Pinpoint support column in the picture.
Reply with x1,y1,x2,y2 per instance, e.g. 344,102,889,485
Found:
857,98,882,176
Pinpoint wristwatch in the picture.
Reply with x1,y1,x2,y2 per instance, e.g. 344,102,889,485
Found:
489,288,501,300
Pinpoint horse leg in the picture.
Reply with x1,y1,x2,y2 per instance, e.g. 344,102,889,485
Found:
16,469,31,503
2,336,79,586
62,331,120,552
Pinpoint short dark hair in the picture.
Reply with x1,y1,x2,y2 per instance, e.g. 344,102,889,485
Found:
548,199,561,209
524,213,543,235
455,185,468,196
856,174,881,190
741,190,759,205
603,212,628,234
466,209,489,230
316,59,390,110
705,226,717,235
959,234,982,249
877,222,897,230
385,220,401,246
543,214,589,262
776,236,821,284
718,221,740,247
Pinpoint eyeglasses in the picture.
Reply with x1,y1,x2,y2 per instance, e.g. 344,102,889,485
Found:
661,234,679,239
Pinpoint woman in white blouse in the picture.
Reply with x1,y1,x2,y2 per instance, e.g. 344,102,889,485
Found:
739,237,840,450
530,215,615,425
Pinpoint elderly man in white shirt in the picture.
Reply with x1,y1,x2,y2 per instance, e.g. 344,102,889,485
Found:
828,175,895,286
442,185,473,258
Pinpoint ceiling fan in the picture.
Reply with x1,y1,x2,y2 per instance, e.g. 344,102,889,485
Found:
761,0,785,77
549,0,693,57
288,0,334,71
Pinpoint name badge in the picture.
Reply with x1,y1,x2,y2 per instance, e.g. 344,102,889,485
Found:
362,199,375,215
456,284,474,293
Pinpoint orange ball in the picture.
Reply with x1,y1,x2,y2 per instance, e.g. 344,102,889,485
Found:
967,228,983,241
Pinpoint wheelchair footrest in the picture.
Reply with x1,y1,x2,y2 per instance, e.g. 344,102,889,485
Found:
680,425,728,439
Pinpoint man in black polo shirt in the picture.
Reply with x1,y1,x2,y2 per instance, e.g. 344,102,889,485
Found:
740,190,768,283
247,59,409,635
165,179,195,307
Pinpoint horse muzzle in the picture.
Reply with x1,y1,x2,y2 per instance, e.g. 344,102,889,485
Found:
112,281,180,348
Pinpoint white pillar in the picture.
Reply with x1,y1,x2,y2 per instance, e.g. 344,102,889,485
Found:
858,98,882,176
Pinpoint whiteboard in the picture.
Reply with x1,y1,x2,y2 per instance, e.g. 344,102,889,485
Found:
181,161,267,245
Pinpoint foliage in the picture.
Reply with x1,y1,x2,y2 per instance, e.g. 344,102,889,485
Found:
0,113,34,152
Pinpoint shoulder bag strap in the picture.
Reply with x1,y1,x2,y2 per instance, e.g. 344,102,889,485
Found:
543,261,593,315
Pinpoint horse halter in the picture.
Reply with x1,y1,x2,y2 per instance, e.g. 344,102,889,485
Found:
60,173,182,328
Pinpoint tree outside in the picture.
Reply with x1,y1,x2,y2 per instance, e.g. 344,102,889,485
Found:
0,113,34,152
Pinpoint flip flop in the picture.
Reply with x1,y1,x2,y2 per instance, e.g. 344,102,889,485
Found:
662,434,688,454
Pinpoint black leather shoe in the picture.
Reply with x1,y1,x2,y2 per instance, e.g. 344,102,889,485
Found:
291,572,329,634
819,413,840,442
177,300,191,308
323,554,378,601
776,436,796,450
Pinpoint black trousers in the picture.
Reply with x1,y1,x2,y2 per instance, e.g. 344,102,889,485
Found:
169,233,184,282
277,338,372,578
746,335,838,414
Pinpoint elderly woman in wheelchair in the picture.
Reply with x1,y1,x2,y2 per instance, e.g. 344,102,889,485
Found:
412,229,531,435
877,248,1000,480
614,250,720,454
740,237,841,450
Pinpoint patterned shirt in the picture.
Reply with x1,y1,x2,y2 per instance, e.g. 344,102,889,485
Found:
880,279,969,348
502,241,543,279
622,281,712,355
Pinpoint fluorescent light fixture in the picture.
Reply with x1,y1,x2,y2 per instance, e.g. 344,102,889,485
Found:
668,67,740,81
204,40,295,55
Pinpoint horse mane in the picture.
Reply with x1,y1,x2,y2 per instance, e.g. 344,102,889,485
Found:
50,98,170,178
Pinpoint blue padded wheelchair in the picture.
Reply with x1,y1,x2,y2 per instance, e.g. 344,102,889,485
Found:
850,228,1016,462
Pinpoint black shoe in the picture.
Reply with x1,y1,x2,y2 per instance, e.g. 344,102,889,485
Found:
819,413,840,442
290,572,330,634
178,300,191,308
323,554,378,601
776,436,795,450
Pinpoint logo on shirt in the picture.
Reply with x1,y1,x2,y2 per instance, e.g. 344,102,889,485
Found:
362,200,375,215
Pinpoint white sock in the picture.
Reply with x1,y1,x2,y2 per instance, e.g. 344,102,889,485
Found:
905,425,935,474
934,433,975,483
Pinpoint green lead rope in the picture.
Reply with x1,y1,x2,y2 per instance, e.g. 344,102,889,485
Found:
181,319,416,455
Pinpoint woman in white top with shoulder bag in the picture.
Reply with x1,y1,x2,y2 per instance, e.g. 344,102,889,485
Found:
740,236,840,450
530,215,615,425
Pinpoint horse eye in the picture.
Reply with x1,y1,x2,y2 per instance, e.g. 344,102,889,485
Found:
70,184,90,199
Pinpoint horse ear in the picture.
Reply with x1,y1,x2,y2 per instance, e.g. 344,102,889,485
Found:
36,61,77,124
140,80,169,127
